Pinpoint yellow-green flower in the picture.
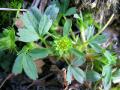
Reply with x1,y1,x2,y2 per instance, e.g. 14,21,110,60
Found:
54,37,72,56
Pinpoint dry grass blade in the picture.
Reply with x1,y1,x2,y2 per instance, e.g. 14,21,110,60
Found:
0,8,27,12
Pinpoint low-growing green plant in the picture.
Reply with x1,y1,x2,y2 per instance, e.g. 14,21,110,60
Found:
0,27,16,51
0,1,120,90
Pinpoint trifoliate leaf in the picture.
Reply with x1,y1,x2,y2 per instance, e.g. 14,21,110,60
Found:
17,5,59,42
12,52,38,80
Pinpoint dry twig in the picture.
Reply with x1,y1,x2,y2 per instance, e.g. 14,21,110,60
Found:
0,8,27,12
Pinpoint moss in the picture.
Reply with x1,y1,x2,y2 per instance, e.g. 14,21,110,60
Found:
0,0,23,29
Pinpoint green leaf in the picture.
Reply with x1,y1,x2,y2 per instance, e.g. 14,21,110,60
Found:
63,19,72,36
12,53,23,75
17,10,39,42
18,28,39,42
71,48,84,57
45,4,59,21
112,69,120,84
26,9,40,30
71,66,86,84
71,58,85,67
65,7,76,16
23,54,38,80
13,52,38,80
86,70,101,82
61,0,70,14
102,65,112,90
28,48,50,60
66,65,72,84
39,4,59,36
71,48,85,66
91,35,107,44
89,43,102,53
74,14,80,19
51,0,60,8
104,50,116,65
18,5,59,42
71,49,85,66
38,14,52,36
30,7,42,22
77,17,86,31
85,25,95,40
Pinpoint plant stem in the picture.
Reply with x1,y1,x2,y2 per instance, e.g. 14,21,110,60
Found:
14,48,19,54
64,58,70,65
93,78,102,90
39,36,48,47
15,5,22,18
12,4,22,27
80,28,87,51
81,29,86,43
70,29,76,41
91,14,114,41
47,32,57,39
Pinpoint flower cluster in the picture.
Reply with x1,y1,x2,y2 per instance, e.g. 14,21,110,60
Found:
54,37,72,56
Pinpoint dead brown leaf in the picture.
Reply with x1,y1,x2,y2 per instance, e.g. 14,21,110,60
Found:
35,60,45,74
15,18,24,28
